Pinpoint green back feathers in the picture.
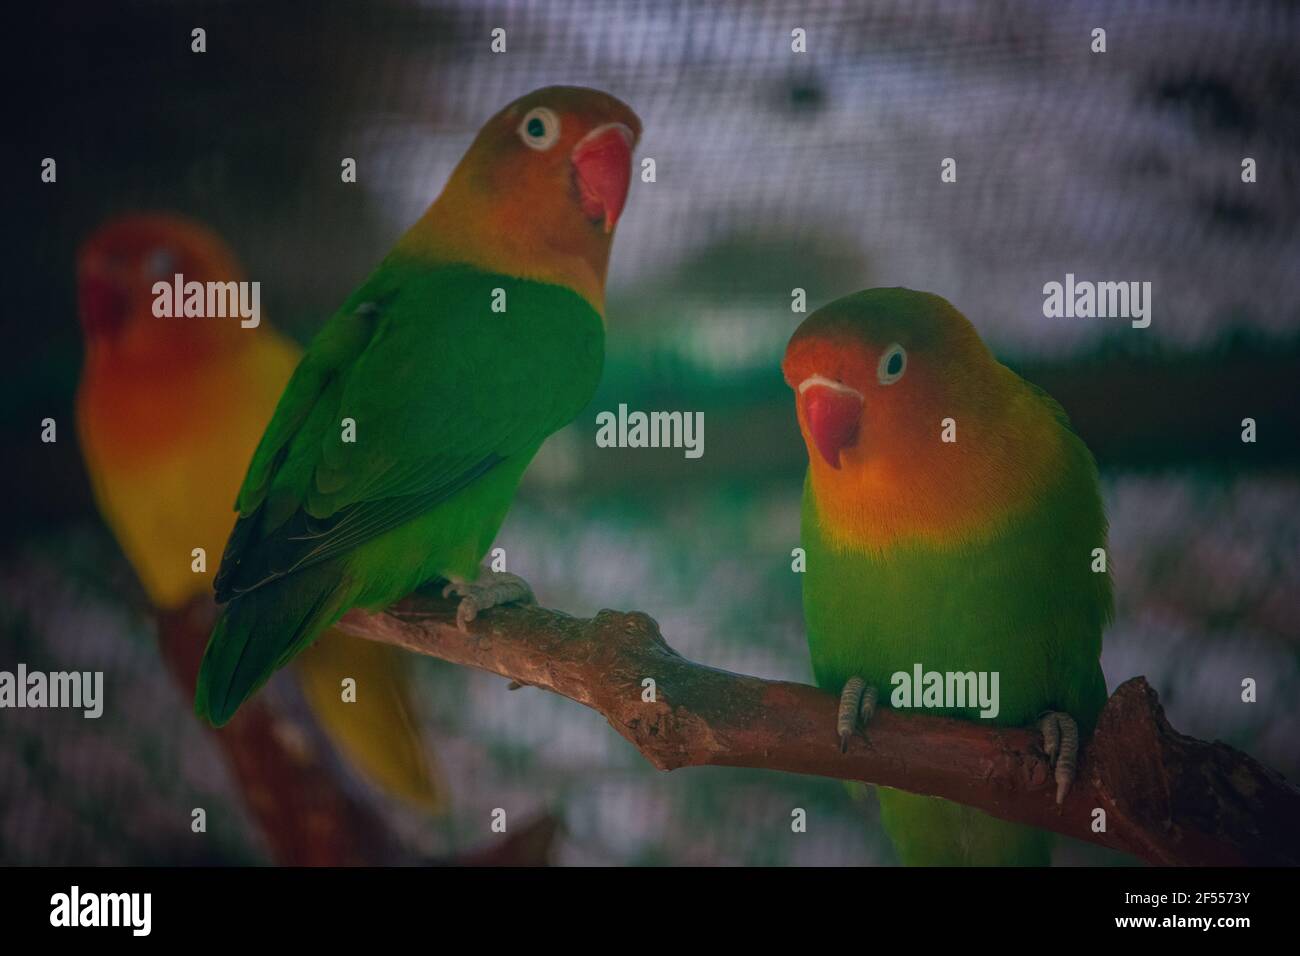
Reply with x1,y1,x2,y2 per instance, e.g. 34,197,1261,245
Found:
197,258,604,724
216,259,603,602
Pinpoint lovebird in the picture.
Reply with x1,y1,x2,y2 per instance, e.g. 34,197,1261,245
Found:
782,288,1112,866
195,86,641,726
76,213,447,814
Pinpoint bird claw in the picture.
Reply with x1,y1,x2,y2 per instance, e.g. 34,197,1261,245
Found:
1038,711,1079,805
442,571,535,632
837,676,878,752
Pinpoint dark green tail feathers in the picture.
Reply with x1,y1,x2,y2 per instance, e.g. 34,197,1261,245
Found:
195,561,351,726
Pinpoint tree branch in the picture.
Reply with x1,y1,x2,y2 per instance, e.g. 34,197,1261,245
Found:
337,591,1300,866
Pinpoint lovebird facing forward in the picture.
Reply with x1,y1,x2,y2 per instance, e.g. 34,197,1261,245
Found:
196,87,641,726
783,289,1111,866
77,213,447,816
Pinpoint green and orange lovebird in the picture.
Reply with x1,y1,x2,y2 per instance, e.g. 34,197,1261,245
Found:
195,86,641,726
783,288,1112,866
76,213,448,819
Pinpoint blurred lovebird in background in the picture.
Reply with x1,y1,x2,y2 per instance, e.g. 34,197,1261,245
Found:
76,213,446,861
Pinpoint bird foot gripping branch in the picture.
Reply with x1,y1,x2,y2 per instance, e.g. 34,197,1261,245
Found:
442,571,536,632
836,674,1080,807
836,676,879,753
1038,711,1080,805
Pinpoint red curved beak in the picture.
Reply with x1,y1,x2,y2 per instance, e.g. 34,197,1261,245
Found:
78,274,129,339
802,385,863,469
572,122,634,233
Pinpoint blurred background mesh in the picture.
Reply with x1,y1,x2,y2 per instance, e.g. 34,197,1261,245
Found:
3,0,1298,865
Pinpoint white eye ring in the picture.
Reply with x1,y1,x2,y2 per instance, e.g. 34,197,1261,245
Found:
518,107,561,151
877,344,907,384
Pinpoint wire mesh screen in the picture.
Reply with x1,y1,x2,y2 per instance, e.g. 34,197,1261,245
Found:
3,0,1299,866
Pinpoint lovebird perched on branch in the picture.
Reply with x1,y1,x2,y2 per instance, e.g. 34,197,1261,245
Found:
195,87,641,726
76,213,447,815
782,288,1112,866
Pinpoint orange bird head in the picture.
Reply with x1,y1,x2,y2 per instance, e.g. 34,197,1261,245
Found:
77,213,251,371
782,288,1004,471
782,288,1065,550
398,86,642,314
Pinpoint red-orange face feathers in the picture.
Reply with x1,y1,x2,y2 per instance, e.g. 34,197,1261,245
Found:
783,288,1064,550
399,86,642,312
784,289,995,468
77,213,250,368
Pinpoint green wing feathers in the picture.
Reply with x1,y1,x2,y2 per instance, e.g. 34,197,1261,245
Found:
195,560,354,726
196,260,604,725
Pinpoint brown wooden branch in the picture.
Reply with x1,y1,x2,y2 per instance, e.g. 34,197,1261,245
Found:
337,591,1300,866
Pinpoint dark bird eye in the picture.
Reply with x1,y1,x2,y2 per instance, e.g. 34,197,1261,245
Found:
518,107,561,151
144,248,177,280
878,344,907,384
